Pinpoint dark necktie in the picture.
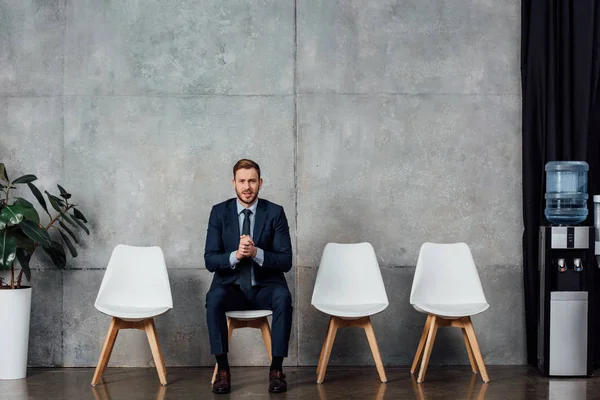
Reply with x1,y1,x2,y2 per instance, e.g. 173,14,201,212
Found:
240,209,252,293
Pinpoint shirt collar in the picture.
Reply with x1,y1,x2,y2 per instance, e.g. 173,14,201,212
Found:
237,198,258,215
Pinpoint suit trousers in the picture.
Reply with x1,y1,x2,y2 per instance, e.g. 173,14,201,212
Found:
206,282,293,357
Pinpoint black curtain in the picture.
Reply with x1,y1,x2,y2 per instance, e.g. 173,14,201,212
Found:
522,0,600,365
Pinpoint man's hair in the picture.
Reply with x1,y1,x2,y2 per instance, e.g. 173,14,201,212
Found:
233,159,261,180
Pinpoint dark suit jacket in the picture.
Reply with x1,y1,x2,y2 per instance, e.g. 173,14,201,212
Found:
204,198,293,289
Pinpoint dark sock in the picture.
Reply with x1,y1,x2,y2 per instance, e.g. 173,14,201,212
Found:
216,354,229,372
270,356,284,372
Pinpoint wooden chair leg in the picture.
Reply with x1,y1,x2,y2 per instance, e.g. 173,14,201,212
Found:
417,315,439,383
463,317,489,383
317,317,339,384
211,363,219,385
144,319,167,386
462,326,479,374
317,317,334,375
91,317,120,386
259,317,273,361
211,318,234,384
211,317,273,385
363,317,387,383
411,314,433,374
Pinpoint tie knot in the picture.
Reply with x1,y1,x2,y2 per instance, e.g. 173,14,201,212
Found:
242,209,252,217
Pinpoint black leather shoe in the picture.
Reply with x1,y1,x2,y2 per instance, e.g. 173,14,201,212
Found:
268,369,287,393
212,370,231,394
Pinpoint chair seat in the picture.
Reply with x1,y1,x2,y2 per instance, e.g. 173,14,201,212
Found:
312,303,388,318
412,302,489,318
95,303,171,320
226,310,272,320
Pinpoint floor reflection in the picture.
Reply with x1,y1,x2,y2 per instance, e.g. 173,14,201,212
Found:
10,366,600,400
92,383,167,400
317,380,387,400
548,379,587,400
0,378,28,400
412,374,488,400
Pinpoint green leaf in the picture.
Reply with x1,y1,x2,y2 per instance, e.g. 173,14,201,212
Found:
14,197,33,208
23,208,40,224
12,174,37,184
15,248,31,281
14,198,40,224
72,215,90,235
42,240,66,269
27,183,49,216
0,163,8,182
57,184,71,200
73,208,88,223
0,218,5,231
60,213,78,228
45,191,63,213
58,230,77,257
19,219,51,247
0,230,17,270
59,221,78,244
12,228,35,252
0,204,27,226
49,192,65,206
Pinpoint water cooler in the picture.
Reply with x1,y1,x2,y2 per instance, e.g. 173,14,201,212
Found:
538,226,595,376
538,161,596,376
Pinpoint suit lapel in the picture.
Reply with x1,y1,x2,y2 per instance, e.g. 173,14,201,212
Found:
227,200,240,246
253,199,268,245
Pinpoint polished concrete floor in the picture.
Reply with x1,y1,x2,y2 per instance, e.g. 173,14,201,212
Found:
1,366,599,399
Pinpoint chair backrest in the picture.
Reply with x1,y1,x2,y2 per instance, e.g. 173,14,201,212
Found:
311,242,389,306
95,244,173,309
410,242,487,305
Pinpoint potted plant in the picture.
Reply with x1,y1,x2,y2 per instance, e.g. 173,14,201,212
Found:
0,163,89,380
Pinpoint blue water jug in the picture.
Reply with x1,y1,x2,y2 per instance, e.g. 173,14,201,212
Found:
545,161,589,225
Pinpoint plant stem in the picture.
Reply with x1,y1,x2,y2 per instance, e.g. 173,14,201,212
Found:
4,188,13,287
16,269,23,288
15,204,74,287
47,204,73,230
31,204,74,253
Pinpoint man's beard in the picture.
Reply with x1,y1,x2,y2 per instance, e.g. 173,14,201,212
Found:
237,189,259,205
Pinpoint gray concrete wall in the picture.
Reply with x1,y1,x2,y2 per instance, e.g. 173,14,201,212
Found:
0,0,524,367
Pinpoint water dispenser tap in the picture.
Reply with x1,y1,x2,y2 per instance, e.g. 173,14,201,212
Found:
558,258,567,272
574,258,583,272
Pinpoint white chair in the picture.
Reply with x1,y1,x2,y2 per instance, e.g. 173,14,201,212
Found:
210,310,273,384
312,242,389,384
91,245,173,386
410,242,490,383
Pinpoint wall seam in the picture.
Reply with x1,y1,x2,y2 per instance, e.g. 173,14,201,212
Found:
60,0,67,368
293,0,299,367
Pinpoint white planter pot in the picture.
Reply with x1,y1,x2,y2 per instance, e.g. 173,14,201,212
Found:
0,287,32,380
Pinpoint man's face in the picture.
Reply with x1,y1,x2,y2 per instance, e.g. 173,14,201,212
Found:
233,168,262,206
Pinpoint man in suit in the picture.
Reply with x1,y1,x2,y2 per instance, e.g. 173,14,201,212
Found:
204,159,293,394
